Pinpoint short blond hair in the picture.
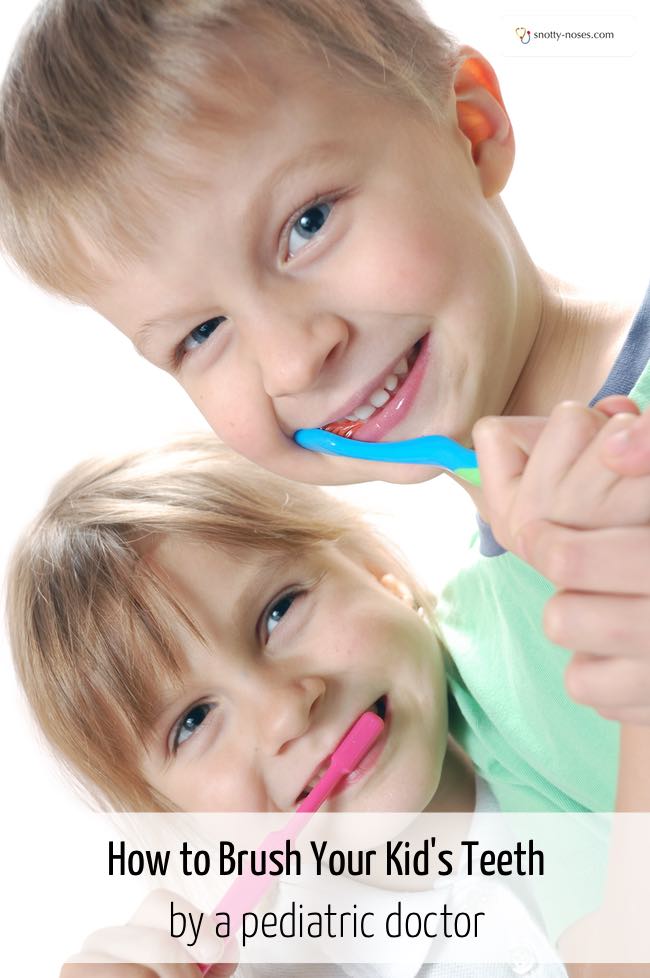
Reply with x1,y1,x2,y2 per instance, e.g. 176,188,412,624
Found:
6,433,433,812
0,0,458,300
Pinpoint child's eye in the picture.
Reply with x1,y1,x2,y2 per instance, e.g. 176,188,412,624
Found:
182,316,227,354
264,590,302,639
287,202,332,257
173,702,215,750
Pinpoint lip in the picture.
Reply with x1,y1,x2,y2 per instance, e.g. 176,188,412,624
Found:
294,697,389,807
332,710,389,795
320,338,425,431
352,331,430,442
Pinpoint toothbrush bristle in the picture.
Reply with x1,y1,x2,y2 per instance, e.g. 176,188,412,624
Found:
322,419,364,438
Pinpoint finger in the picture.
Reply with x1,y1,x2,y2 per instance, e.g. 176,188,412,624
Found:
602,412,650,476
473,415,548,469
64,959,197,978
565,654,650,710
131,891,224,966
473,415,547,542
514,402,607,524
544,592,650,655
593,395,640,418
557,411,641,523
77,924,198,970
61,967,159,977
516,522,650,594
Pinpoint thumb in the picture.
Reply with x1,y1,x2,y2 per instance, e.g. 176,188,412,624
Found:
472,415,546,526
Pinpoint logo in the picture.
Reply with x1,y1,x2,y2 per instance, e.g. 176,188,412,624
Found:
515,26,532,44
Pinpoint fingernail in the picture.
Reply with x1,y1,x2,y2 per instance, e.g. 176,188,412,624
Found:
604,427,633,456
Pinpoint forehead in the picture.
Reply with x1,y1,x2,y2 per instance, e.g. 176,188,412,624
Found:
147,534,330,632
87,41,426,326
147,533,365,629
149,535,283,615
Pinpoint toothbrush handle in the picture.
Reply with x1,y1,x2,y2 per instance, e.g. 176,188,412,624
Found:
296,764,340,813
198,819,310,973
197,714,381,972
198,764,342,969
294,429,478,472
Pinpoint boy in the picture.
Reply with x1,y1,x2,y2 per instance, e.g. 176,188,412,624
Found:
0,1,648,812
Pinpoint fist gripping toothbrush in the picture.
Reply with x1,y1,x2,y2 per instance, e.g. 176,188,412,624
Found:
294,428,481,486
198,710,384,973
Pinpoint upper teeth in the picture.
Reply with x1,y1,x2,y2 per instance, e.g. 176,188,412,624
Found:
345,357,410,422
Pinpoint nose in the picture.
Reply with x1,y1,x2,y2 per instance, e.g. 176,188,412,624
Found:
255,675,326,757
243,303,349,399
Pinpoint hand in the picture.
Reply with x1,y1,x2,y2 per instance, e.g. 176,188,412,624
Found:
514,519,650,723
60,890,236,978
474,401,650,548
473,402,650,723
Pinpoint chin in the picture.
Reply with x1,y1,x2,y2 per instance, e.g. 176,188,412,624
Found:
382,464,441,486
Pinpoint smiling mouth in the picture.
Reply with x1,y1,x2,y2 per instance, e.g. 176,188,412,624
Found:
295,696,388,805
322,343,422,439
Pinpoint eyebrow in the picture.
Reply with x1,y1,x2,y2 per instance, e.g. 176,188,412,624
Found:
231,548,304,626
133,139,347,353
134,306,213,361
147,549,306,735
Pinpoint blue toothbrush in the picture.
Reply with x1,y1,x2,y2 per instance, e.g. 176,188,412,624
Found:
294,428,481,486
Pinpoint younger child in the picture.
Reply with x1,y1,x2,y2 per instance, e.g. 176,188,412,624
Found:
8,434,457,816
8,417,650,976
7,433,569,977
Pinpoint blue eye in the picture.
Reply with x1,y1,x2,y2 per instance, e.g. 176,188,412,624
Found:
173,702,214,749
288,202,332,257
265,591,299,637
183,316,226,353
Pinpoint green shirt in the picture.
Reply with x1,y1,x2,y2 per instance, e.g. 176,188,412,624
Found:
439,345,650,814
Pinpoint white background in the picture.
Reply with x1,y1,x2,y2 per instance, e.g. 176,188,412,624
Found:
1,0,648,969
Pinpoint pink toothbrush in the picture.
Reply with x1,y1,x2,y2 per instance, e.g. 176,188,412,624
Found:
198,711,384,973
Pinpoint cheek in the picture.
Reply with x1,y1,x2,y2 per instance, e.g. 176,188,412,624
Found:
337,214,450,315
188,364,287,461
340,195,493,331
164,758,265,813
185,362,382,484
321,601,436,682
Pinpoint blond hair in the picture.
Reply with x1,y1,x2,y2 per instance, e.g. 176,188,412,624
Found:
0,0,458,300
7,433,433,812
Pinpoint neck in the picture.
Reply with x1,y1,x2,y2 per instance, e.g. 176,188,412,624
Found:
359,741,476,892
456,239,636,511
503,269,635,418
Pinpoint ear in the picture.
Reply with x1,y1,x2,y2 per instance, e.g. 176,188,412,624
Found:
378,573,414,606
453,46,515,197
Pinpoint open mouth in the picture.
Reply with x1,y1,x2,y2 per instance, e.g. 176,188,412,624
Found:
295,696,388,805
322,341,423,440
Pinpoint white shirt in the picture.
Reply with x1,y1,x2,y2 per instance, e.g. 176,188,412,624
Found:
235,780,568,978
